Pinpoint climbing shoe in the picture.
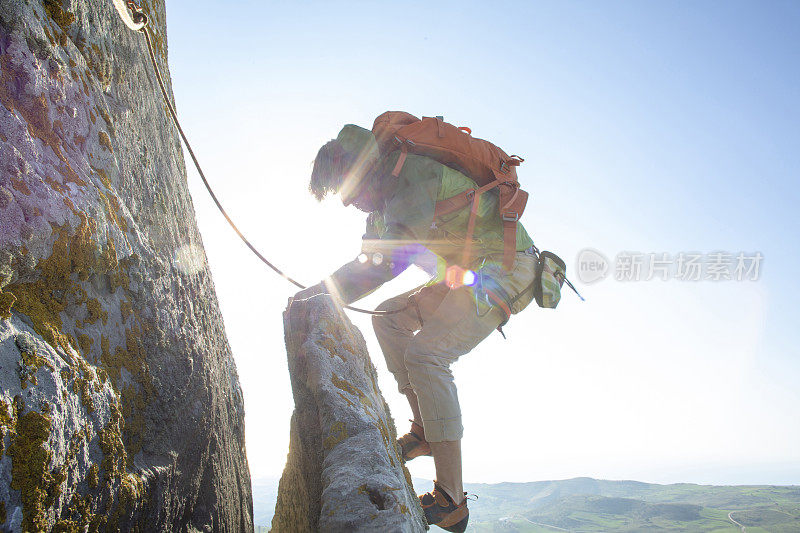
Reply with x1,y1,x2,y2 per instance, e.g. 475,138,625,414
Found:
419,482,469,533
397,420,431,462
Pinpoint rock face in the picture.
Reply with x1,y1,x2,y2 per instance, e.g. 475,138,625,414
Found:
0,1,252,531
272,296,426,532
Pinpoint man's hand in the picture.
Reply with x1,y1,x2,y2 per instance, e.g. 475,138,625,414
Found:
292,282,328,302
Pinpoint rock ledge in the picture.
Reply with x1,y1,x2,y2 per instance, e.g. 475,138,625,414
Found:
272,296,426,532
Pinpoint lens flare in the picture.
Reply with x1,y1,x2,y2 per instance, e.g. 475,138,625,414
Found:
372,252,384,266
462,269,476,287
445,265,475,289
357,253,369,264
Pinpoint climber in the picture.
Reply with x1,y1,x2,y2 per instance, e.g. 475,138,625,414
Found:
294,116,540,532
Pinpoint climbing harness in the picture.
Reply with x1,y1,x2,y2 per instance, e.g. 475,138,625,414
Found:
113,0,404,316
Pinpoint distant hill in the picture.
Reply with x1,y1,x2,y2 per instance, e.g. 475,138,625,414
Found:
423,477,800,532
253,476,800,531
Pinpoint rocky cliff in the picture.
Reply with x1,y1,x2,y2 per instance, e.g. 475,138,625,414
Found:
0,0,252,531
272,296,426,532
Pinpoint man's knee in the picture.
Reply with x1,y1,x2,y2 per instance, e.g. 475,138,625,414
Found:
371,312,386,333
372,297,404,330
377,293,407,312
371,311,396,342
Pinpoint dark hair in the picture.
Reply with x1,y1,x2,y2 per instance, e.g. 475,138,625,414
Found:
309,140,356,201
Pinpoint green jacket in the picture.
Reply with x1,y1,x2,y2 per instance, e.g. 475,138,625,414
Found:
329,125,534,304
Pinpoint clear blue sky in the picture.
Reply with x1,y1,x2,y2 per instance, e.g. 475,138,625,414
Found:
162,1,799,484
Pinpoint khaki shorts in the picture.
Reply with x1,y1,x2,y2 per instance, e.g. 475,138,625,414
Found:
371,252,537,441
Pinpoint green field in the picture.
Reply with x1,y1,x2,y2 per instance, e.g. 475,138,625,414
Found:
450,478,800,532
253,477,800,530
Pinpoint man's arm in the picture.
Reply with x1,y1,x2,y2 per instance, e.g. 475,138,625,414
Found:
295,158,439,304
294,222,432,305
326,253,398,304
294,224,409,305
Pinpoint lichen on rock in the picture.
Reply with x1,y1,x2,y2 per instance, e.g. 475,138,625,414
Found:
0,0,251,530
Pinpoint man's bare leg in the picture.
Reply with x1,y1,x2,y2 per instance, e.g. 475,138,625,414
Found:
429,440,464,504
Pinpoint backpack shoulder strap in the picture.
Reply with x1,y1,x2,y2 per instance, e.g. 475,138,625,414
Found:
499,181,529,270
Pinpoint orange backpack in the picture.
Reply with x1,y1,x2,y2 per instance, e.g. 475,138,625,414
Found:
372,111,529,270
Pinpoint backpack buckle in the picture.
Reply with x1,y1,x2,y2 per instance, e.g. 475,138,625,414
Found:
502,211,519,222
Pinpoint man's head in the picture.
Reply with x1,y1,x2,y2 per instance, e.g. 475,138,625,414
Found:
309,125,383,212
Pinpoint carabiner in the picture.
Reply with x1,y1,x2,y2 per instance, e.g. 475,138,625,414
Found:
112,0,148,31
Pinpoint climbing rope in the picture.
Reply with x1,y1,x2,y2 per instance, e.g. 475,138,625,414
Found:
115,1,405,316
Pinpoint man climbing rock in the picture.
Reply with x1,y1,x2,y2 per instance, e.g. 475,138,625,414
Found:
295,114,539,532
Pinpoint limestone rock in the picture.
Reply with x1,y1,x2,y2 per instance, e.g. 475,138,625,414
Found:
272,295,426,532
0,0,252,530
